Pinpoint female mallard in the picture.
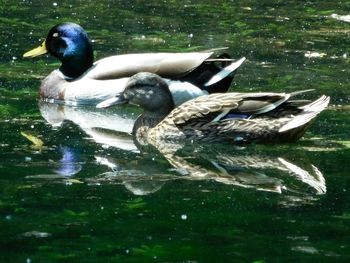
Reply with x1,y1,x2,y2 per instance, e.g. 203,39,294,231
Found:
23,22,245,106
97,72,330,145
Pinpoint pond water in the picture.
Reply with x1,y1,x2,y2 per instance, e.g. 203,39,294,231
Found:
1,1,350,262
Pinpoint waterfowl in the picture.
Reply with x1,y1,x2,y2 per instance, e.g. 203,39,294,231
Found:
97,72,330,145
23,22,245,106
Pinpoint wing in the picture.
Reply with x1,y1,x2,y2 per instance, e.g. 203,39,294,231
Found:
165,92,291,125
85,52,214,80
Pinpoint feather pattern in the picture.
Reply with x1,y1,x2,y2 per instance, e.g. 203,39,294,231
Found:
98,72,330,146
23,23,245,106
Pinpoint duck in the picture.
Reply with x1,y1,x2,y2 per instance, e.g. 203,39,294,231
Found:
23,22,246,106
96,72,330,146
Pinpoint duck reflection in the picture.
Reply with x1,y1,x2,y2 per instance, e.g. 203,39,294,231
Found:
54,146,82,177
24,146,83,180
38,101,326,199
161,149,326,195
91,140,326,199
39,101,138,151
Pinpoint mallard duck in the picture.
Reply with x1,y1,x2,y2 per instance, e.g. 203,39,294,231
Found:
97,72,330,145
23,22,245,106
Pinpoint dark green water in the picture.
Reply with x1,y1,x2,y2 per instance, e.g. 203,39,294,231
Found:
1,1,350,262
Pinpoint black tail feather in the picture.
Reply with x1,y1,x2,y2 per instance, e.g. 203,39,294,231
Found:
179,53,237,93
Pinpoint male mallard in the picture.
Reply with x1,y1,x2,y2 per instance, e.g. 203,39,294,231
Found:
97,72,330,145
23,22,245,106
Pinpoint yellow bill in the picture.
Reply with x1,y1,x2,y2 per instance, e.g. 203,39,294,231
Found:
23,40,48,58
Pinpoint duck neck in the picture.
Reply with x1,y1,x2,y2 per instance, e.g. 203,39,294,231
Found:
132,110,168,134
59,49,94,79
133,102,174,136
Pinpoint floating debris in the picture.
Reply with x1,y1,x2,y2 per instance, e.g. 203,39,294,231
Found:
20,131,44,150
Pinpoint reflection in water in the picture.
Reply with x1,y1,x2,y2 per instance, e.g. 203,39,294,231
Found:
92,156,168,195
39,101,138,151
39,101,326,202
89,148,326,205
100,142,326,203
24,146,83,179
54,146,82,176
164,151,326,194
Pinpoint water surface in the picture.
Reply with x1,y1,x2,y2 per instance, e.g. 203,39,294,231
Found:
0,1,349,262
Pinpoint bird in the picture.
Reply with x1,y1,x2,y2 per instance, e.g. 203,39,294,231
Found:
96,72,330,146
23,22,245,106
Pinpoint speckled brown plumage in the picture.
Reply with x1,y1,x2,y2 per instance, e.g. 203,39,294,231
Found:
99,72,330,147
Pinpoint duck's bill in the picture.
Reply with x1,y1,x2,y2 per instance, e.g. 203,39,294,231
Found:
23,40,48,58
96,95,128,109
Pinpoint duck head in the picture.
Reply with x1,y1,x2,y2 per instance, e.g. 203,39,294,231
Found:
23,23,94,78
97,72,175,116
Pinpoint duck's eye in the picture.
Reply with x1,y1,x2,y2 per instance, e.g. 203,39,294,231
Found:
52,32,59,38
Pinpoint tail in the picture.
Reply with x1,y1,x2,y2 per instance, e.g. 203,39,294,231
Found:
279,95,330,133
204,57,246,87
180,56,246,93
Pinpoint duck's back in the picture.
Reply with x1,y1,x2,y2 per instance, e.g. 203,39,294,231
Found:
85,52,213,80
148,92,329,144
